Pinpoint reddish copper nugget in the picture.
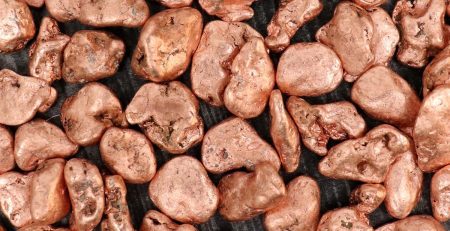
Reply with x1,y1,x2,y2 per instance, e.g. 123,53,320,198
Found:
351,66,421,132
431,165,450,222
28,17,70,84
62,30,125,83
100,128,157,184
125,81,203,154
264,176,320,231
44,0,80,22
319,125,411,183
350,184,386,214
155,0,192,8
191,21,262,106
317,207,373,231
352,0,385,8
375,215,445,231
0,172,33,228
0,69,56,126
31,158,70,225
0,125,14,174
393,0,446,68
202,117,281,174
61,83,127,146
131,8,202,82
269,90,301,173
64,158,104,231
223,37,275,118
140,210,197,231
18,225,69,231
14,119,78,171
287,97,366,156
414,85,450,172
218,162,286,221
199,0,256,22
423,46,450,96
265,0,323,52
103,175,134,231
149,156,219,224
0,0,35,53
276,42,343,97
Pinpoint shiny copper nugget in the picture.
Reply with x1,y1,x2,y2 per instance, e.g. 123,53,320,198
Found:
18,225,69,231
100,127,157,184
103,175,134,231
149,156,219,224
0,172,33,228
0,0,35,53
264,176,320,231
317,207,373,231
287,97,366,156
431,165,450,222
202,117,280,174
140,210,197,231
375,215,446,231
125,81,203,154
423,45,450,96
155,0,192,8
0,125,14,174
265,0,323,52
199,0,257,22
64,158,104,231
350,184,386,214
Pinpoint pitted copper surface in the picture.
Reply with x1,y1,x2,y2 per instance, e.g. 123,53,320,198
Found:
350,184,386,214
156,0,192,8
201,117,281,174
431,165,450,222
0,125,14,174
140,210,198,231
265,0,323,52
276,42,343,97
61,82,127,146
264,176,320,231
148,156,219,224
18,225,69,231
199,0,256,22
223,37,275,118
125,81,204,154
0,172,33,228
287,97,366,156
0,0,35,53
319,125,411,183
131,7,203,82
104,175,134,231
317,207,373,231
423,46,450,96
100,127,157,184
352,0,385,8
28,17,70,84
62,30,125,83
191,20,262,106
375,215,446,231
218,162,286,221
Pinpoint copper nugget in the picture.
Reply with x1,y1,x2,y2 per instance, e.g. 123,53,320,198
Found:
423,46,450,96
350,184,386,214
199,0,256,22
352,0,385,8
140,210,197,231
0,125,14,174
155,0,192,8
0,172,33,228
317,207,373,231
0,0,35,53
103,175,134,231
375,215,445,231
431,165,450,222
23,0,44,7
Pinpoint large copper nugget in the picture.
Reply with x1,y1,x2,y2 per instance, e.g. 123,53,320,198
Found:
0,125,14,174
0,0,35,53
148,156,219,224
191,21,262,106
125,81,204,154
140,210,197,231
287,97,366,156
62,30,125,83
15,119,78,171
0,69,56,126
385,151,423,219
100,128,157,184
352,0,385,8
264,176,320,231
265,0,323,52
31,158,70,225
202,117,281,174
223,37,275,118
351,66,421,132
61,82,127,146
28,17,70,84
393,0,446,68
350,184,386,214
414,85,450,172
317,207,373,231
64,158,104,231
375,215,445,231
18,226,69,231
199,0,256,22
423,46,450,96
276,42,343,97
319,125,411,183
218,162,286,221
103,175,134,231
269,90,301,173
131,8,202,82
156,0,192,8
0,172,33,228
431,165,450,222
44,0,80,22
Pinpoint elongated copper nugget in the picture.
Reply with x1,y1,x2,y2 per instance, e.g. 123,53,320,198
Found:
0,0,35,53
223,37,275,118
199,0,256,22
431,165,450,222
191,21,262,106
15,119,78,171
202,117,281,174
269,90,301,173
0,125,14,174
264,176,320,231
103,175,134,231
317,207,373,231
0,172,33,228
423,46,450,96
132,7,202,82
287,97,366,156
149,156,219,224
375,215,446,231
18,225,69,231
125,81,203,154
61,82,127,146
319,125,411,183
352,0,385,8
350,184,386,214
155,0,192,8
0,69,57,126
265,0,323,52
64,158,104,231
140,210,197,231
29,17,70,84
